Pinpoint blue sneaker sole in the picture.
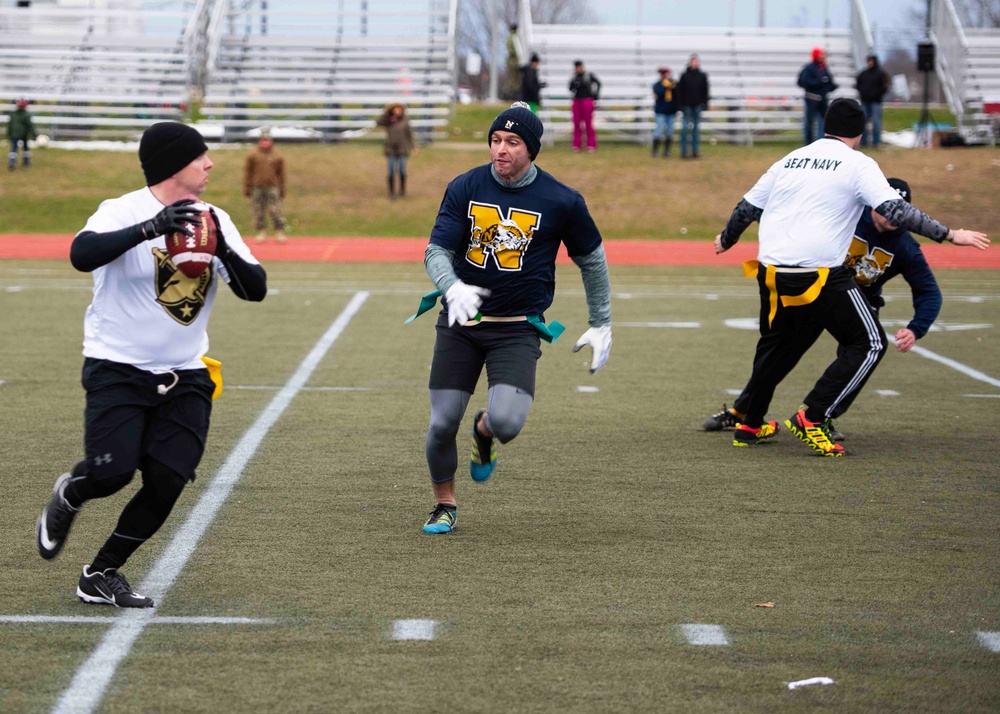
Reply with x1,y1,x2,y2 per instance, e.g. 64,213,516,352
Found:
469,462,495,482
422,523,454,534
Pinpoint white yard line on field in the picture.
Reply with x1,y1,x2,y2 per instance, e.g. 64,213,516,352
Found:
886,336,1000,388
50,291,370,714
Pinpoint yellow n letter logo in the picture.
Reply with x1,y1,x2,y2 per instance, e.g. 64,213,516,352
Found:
466,202,541,271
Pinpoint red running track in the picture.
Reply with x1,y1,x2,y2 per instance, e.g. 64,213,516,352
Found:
1,234,997,269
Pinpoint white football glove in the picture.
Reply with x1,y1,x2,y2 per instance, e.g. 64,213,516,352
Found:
445,281,491,327
572,325,612,374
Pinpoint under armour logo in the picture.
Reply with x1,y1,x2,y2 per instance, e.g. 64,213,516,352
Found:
505,120,514,129
893,188,909,201
94,453,113,466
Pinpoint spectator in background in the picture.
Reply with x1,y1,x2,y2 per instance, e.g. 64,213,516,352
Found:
569,60,601,152
856,54,891,148
243,129,288,244
798,48,838,144
520,53,546,112
652,66,677,158
7,98,37,171
377,103,415,199
676,55,710,159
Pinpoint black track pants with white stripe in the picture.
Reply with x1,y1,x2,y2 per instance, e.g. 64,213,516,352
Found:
739,266,887,428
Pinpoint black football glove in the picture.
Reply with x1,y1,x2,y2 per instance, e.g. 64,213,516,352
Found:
142,199,200,239
207,206,233,261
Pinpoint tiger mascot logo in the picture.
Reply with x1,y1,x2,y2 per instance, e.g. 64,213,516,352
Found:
844,236,894,287
465,202,541,271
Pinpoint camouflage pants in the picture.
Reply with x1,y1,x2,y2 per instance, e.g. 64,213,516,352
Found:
250,186,286,231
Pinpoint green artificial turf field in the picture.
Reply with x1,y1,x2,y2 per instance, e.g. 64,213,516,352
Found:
1,260,997,712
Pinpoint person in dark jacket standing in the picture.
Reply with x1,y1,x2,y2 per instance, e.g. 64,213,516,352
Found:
652,66,677,157
798,48,838,144
676,55,709,159
7,98,37,170
569,60,601,152
855,54,891,147
520,53,546,112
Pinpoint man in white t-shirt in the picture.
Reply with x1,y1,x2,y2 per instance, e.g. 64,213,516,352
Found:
35,122,267,607
713,98,988,457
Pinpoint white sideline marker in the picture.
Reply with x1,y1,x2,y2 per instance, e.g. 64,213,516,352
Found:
726,388,742,396
876,389,900,396
50,291,370,714
680,624,730,646
976,631,1000,653
393,619,437,641
887,337,1000,388
0,615,273,626
962,394,1000,399
576,386,600,393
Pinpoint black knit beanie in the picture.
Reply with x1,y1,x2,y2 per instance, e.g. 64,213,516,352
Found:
488,101,544,160
887,178,912,203
823,98,865,139
139,122,209,186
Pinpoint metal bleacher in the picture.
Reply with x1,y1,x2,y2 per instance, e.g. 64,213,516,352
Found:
0,0,202,139
514,0,875,145
199,0,456,142
932,0,1000,144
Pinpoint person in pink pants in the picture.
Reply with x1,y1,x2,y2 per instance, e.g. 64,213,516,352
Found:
569,60,601,151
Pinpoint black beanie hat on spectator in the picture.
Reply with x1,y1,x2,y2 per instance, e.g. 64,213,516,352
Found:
488,101,544,160
139,122,209,187
823,98,865,138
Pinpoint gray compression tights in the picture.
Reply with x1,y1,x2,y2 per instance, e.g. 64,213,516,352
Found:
426,384,533,483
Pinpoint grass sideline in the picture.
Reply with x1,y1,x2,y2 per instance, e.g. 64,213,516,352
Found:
0,260,998,712
1,106,995,240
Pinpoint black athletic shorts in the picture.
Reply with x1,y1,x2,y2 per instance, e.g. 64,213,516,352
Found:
82,358,214,482
428,312,543,396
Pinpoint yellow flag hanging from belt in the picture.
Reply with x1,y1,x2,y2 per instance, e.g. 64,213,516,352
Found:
201,356,223,400
742,260,830,328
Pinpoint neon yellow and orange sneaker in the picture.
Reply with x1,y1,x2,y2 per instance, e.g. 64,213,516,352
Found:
785,410,846,456
732,421,780,447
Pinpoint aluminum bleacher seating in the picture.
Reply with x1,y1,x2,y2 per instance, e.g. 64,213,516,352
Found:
527,25,858,145
0,1,200,139
200,0,455,142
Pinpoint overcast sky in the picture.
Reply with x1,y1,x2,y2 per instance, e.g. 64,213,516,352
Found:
594,0,925,54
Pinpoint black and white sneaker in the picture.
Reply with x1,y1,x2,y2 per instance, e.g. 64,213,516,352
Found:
36,472,81,560
703,404,740,431
77,566,154,608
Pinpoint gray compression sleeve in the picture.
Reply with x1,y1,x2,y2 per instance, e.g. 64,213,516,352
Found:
571,244,612,327
874,199,950,243
719,198,764,250
424,243,460,294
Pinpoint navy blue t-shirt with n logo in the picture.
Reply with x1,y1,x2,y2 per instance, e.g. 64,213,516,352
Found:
430,164,603,317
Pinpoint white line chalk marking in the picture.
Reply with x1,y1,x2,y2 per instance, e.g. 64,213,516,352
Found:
0,615,273,626
962,394,1000,399
576,386,599,393
876,389,900,396
619,321,701,328
392,619,437,641
976,631,1000,653
886,337,1000,388
680,624,730,646
51,291,369,714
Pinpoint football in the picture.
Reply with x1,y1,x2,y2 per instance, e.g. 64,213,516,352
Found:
166,202,217,278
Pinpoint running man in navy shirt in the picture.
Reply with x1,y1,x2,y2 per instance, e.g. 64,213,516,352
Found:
419,102,612,533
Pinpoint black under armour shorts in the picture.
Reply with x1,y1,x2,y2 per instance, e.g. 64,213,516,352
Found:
428,312,543,396
81,357,214,482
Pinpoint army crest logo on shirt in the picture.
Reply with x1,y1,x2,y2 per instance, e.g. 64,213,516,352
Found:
844,236,894,287
465,202,541,271
152,247,212,325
